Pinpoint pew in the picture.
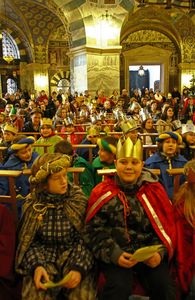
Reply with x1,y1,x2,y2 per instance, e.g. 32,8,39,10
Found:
72,144,97,163
166,168,184,195
0,170,22,222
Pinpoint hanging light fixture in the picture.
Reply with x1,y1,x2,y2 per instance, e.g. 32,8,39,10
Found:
2,31,15,64
138,65,145,76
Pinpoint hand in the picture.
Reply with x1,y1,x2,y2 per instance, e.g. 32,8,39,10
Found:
62,270,81,289
118,252,138,268
34,266,49,290
144,252,161,268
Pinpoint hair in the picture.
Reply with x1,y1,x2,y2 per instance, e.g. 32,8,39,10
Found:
174,160,195,228
54,140,73,155
161,105,175,121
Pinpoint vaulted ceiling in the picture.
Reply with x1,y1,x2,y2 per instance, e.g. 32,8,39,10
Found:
0,0,193,63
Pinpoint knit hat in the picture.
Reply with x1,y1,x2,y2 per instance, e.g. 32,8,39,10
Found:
40,118,53,128
10,136,35,152
29,154,71,186
3,124,18,135
97,138,117,154
156,131,182,144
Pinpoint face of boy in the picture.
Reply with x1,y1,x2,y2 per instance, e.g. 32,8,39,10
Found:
99,148,115,164
16,145,33,162
46,168,68,194
3,131,15,142
125,130,138,144
115,157,143,184
41,125,52,137
162,138,177,156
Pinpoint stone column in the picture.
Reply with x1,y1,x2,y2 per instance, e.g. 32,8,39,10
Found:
20,62,50,94
69,46,121,97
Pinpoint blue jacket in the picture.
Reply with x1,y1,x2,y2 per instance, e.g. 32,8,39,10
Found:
0,151,39,197
145,152,187,200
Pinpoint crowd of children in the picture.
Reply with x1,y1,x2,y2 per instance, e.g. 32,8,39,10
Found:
0,87,194,300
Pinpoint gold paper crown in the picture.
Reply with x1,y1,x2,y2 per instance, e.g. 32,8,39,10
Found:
116,137,143,160
3,124,18,134
41,118,53,127
120,119,139,134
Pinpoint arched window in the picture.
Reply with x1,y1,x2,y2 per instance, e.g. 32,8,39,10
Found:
57,79,70,93
2,30,20,62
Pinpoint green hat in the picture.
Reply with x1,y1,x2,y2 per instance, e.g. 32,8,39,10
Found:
9,106,17,116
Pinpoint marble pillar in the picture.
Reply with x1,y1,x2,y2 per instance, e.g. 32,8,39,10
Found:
69,46,121,97
20,62,50,94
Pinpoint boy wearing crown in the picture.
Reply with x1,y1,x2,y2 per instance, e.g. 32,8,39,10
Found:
34,118,63,155
84,137,176,300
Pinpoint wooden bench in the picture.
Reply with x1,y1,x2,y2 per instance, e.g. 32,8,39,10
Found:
73,144,97,163
0,170,22,222
166,168,184,195
32,143,52,153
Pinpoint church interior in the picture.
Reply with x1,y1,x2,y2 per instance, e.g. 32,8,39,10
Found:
0,0,195,97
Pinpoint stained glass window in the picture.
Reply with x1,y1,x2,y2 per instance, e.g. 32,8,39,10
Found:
2,31,20,60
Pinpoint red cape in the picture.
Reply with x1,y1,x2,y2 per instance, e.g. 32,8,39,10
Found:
86,177,176,260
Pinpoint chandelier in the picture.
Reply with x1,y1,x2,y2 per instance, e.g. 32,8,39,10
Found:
138,65,145,77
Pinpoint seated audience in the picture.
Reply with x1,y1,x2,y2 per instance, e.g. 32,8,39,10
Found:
84,137,176,300
15,153,95,300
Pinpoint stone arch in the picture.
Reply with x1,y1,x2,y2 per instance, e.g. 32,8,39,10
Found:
120,7,185,94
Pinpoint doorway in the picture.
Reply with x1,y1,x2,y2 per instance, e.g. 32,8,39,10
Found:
129,65,161,96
